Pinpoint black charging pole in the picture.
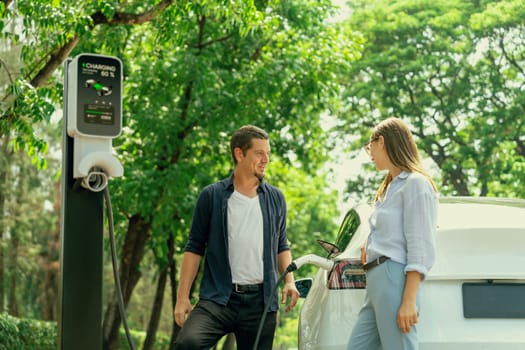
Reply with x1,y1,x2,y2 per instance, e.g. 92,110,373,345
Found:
58,58,104,350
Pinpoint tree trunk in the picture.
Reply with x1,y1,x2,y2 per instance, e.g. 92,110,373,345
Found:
103,214,151,350
168,232,180,350
168,228,202,350
40,180,61,321
0,198,4,313
426,145,470,196
8,227,19,316
142,263,168,350
447,168,470,196
0,229,3,313
145,231,177,350
0,136,12,313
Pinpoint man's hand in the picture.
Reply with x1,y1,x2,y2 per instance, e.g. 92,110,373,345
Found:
174,298,193,327
281,281,300,312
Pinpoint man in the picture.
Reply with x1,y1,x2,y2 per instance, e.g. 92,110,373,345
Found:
173,125,300,350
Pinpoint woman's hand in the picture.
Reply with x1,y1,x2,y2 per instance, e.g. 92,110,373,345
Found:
360,240,367,265
397,271,421,333
397,299,418,333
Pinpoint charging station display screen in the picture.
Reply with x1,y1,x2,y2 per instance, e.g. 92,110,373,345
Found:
84,104,114,125
69,54,122,137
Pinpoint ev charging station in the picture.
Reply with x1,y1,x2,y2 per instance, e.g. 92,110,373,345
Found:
59,53,123,350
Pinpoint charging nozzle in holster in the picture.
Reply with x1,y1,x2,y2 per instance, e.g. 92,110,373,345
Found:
73,137,123,192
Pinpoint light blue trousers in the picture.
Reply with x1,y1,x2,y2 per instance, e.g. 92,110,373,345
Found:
347,260,419,350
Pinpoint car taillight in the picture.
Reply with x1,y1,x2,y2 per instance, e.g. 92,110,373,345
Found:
327,259,366,289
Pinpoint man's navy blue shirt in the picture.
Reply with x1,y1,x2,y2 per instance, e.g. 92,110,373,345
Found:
184,174,290,312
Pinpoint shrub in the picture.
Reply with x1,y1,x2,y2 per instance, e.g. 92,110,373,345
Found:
0,313,57,350
0,313,171,349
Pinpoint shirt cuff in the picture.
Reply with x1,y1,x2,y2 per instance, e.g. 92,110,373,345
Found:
404,264,429,280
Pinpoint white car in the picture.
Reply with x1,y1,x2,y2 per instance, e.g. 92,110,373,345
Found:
296,197,525,350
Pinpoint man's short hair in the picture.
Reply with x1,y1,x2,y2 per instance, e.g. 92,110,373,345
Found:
230,125,269,164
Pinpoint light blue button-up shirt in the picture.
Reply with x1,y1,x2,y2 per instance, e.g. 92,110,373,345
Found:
366,171,438,278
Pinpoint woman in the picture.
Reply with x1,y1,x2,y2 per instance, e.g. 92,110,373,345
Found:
347,117,438,350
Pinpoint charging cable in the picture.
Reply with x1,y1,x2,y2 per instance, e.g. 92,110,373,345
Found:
252,254,334,350
252,269,289,350
103,186,137,350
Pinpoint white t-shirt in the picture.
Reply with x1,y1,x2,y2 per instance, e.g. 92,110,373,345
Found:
227,190,264,284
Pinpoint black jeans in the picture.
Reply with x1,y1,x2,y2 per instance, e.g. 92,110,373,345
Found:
173,289,277,350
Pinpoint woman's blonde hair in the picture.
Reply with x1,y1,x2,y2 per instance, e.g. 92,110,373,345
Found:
371,117,438,201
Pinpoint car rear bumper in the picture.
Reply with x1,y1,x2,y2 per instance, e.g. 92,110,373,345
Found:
420,342,525,350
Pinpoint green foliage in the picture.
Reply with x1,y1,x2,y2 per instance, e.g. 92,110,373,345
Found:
3,0,359,246
0,314,18,350
6,83,57,169
469,0,525,31
0,121,61,319
116,327,171,349
101,0,350,335
5,1,360,346
275,300,303,349
1,1,82,164
0,313,57,350
0,313,171,350
79,0,362,272
339,0,525,199
2,3,523,350
270,159,339,277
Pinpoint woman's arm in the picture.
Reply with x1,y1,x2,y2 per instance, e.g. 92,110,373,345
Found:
397,271,420,333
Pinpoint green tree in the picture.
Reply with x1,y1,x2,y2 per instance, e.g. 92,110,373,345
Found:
338,0,525,200
2,0,359,348
0,122,61,318
100,1,357,347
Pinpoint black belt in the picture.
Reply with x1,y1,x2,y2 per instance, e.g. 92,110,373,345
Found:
363,256,390,272
232,283,263,293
